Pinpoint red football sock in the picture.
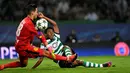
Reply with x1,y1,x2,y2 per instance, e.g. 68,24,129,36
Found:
55,54,67,60
48,54,67,61
4,61,21,68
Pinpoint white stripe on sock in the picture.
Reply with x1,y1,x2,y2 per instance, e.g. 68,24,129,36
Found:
91,63,94,67
86,62,89,67
95,64,98,67
100,64,103,67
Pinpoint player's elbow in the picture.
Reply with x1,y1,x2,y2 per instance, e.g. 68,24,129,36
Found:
53,22,57,26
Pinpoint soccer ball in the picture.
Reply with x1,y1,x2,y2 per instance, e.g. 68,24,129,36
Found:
36,18,48,30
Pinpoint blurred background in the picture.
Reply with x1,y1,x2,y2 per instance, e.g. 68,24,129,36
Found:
0,0,130,59
0,0,130,21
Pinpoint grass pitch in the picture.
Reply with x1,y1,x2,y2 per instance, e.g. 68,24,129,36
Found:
0,56,130,73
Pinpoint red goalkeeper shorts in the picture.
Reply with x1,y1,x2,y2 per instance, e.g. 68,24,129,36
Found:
16,44,44,58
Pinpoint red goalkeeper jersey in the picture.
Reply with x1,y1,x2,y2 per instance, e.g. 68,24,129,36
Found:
15,16,37,51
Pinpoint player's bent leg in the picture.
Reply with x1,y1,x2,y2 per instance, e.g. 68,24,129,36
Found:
71,60,83,67
58,59,85,68
63,45,73,57
19,56,28,67
0,53,28,70
0,61,24,70
58,61,76,68
27,45,76,62
42,49,76,62
58,59,80,68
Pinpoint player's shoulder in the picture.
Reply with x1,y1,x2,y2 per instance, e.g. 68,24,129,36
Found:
24,17,32,24
54,33,60,38
20,17,29,25
23,17,34,26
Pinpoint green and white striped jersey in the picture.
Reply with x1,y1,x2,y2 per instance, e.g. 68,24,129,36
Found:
40,33,64,55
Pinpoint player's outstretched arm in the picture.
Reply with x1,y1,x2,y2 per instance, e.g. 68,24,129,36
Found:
36,31,54,53
38,12,59,33
36,31,55,58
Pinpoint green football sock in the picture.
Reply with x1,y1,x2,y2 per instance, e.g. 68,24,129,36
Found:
83,61,103,68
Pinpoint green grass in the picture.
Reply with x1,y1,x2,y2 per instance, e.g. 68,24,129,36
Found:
0,56,130,73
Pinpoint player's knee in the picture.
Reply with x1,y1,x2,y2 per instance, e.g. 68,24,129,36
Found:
21,63,27,67
20,61,28,67
64,45,70,49
75,60,82,64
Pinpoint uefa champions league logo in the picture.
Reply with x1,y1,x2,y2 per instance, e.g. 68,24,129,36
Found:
114,42,130,56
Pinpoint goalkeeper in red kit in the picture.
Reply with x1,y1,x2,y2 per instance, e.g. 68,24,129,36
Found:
0,4,76,70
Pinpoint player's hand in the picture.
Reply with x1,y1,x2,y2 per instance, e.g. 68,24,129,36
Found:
48,46,53,53
47,46,55,59
38,12,45,18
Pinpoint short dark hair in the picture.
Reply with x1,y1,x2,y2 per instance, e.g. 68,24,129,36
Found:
44,27,54,34
24,4,37,15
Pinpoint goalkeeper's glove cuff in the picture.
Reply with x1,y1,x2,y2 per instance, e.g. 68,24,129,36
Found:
46,45,54,53
46,45,55,59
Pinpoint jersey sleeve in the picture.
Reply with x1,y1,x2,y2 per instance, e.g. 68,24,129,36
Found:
25,23,37,35
36,31,47,44
54,33,60,38
40,43,47,50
